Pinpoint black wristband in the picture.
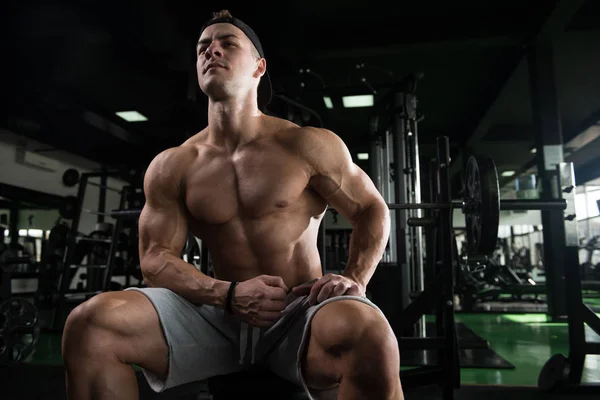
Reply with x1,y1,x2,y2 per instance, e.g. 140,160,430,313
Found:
226,281,238,314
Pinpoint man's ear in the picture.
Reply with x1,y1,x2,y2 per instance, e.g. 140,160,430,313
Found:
255,57,267,78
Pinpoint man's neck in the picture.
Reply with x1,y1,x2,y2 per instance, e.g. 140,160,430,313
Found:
207,98,263,151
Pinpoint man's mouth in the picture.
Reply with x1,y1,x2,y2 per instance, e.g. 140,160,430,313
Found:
206,63,224,72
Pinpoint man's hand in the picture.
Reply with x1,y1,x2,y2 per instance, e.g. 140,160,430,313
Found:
232,275,289,328
291,274,364,306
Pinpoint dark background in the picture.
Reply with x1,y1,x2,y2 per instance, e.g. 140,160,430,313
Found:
2,0,600,192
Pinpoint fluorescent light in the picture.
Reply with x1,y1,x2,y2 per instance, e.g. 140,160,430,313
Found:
501,170,516,177
27,229,44,238
342,95,373,108
116,111,148,122
357,153,369,160
530,148,537,154
323,96,333,109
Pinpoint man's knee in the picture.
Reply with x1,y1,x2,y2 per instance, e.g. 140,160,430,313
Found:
311,299,397,357
311,300,401,397
62,293,122,360
64,293,110,331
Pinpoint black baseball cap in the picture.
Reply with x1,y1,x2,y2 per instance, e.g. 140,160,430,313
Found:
200,16,273,110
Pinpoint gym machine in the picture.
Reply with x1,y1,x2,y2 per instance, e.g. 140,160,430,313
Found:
368,73,426,324
0,252,40,364
366,73,569,399
538,163,600,394
50,169,141,330
368,73,459,399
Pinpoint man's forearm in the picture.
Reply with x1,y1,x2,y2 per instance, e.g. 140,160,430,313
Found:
141,252,230,307
343,201,391,290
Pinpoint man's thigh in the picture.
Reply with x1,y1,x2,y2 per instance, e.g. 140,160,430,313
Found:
125,287,244,392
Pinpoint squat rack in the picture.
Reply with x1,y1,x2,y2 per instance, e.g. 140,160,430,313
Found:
368,73,460,399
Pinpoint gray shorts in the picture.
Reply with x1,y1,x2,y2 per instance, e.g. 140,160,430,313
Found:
125,286,382,400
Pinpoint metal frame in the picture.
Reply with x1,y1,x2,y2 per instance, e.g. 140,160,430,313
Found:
51,171,132,330
389,76,428,336
398,136,460,399
545,162,600,392
367,78,570,397
369,75,460,399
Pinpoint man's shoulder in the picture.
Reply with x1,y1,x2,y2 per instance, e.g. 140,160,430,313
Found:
278,124,344,155
145,145,198,185
151,145,198,168
267,114,335,145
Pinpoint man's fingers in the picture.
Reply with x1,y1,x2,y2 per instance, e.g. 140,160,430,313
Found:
266,286,288,301
308,275,333,305
346,285,362,296
260,275,290,293
331,282,349,297
292,278,319,295
263,299,287,312
316,282,336,303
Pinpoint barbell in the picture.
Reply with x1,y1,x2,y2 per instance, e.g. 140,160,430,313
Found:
58,155,567,257
386,155,566,256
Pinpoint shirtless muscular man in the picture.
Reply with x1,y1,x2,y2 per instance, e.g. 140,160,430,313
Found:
62,10,404,400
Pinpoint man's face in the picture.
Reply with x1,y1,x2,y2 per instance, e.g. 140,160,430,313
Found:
196,23,265,102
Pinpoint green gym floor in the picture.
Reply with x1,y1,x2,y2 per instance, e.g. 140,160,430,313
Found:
456,312,600,385
27,306,600,388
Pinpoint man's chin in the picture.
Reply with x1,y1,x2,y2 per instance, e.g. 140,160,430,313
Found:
201,78,229,91
200,86,224,100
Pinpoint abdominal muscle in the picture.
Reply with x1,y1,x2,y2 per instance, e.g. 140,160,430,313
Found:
190,212,325,289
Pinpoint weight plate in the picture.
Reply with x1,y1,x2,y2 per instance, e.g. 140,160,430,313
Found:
538,353,569,392
464,155,500,257
62,168,80,187
0,298,41,365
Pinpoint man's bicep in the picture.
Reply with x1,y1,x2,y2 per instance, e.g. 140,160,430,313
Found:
311,164,383,224
138,199,188,262
138,156,189,263
303,127,385,223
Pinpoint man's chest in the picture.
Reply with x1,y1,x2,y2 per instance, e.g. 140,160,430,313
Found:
184,145,315,224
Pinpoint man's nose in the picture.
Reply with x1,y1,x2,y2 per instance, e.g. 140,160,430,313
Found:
205,44,222,60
